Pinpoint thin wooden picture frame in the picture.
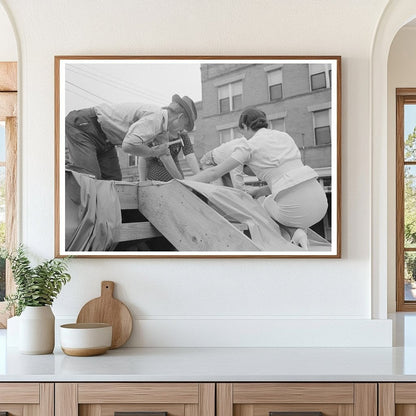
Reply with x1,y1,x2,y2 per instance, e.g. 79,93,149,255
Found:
55,56,341,258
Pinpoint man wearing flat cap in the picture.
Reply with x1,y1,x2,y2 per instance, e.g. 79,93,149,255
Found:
65,94,198,181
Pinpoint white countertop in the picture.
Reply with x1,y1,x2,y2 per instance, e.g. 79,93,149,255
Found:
3,313,416,382
2,345,416,382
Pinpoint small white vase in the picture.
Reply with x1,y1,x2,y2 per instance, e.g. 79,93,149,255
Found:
19,306,55,354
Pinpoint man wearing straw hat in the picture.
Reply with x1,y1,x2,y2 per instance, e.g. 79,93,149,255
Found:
65,94,198,181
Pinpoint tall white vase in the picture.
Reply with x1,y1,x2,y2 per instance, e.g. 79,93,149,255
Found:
19,306,55,354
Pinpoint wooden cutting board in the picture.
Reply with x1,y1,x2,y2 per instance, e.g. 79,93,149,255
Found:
76,281,133,349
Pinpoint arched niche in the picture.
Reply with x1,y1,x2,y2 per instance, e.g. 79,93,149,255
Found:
371,0,416,319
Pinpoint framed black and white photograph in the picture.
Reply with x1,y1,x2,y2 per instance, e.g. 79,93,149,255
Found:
55,56,341,258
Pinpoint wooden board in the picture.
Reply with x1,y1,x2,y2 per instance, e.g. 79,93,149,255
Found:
119,222,162,242
115,181,140,209
138,181,259,251
76,281,133,349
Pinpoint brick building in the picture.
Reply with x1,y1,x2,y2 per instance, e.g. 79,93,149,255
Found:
194,63,332,172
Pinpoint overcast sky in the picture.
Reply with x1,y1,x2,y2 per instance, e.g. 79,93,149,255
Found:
64,61,202,113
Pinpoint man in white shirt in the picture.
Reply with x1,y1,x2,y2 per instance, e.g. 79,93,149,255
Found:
65,94,197,181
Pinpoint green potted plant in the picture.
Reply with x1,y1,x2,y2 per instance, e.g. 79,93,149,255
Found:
3,245,71,354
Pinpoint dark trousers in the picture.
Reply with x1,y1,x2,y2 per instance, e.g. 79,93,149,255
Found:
65,108,122,181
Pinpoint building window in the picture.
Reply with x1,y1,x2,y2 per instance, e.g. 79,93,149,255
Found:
267,69,283,101
128,154,138,167
309,64,331,91
313,109,331,145
218,127,241,144
269,118,285,132
396,89,416,311
311,72,326,90
218,81,243,114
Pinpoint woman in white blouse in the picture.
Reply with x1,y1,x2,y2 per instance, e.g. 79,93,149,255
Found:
187,107,328,249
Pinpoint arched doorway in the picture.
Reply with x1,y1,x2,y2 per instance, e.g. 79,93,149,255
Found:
387,16,416,320
371,0,416,318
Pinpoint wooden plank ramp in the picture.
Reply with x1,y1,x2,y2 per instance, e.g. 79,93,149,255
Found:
136,181,259,251
115,181,329,252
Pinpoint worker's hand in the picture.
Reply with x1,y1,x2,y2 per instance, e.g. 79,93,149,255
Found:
152,143,170,157
154,132,169,144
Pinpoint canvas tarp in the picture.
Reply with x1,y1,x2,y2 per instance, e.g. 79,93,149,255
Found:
65,170,122,251
180,180,330,252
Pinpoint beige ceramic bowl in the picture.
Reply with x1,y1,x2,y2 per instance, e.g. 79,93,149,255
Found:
60,323,112,356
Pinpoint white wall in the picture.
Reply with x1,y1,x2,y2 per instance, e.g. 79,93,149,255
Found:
0,0,394,347
0,3,16,61
387,26,416,312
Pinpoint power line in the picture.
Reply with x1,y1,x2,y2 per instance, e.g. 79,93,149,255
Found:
66,87,100,106
66,81,111,104
67,66,164,105
71,65,168,102
66,65,167,105
70,65,167,104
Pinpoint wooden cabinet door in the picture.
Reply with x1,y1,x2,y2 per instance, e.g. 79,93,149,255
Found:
55,383,215,416
0,383,53,415
217,383,377,416
379,383,416,416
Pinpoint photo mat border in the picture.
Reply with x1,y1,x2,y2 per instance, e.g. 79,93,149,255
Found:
54,55,341,258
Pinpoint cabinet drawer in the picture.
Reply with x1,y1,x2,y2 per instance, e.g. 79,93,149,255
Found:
0,383,39,403
218,383,376,416
78,383,200,404
0,383,53,416
56,383,215,416
232,383,354,404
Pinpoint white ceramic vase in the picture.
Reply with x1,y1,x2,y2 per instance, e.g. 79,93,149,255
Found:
19,305,55,354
